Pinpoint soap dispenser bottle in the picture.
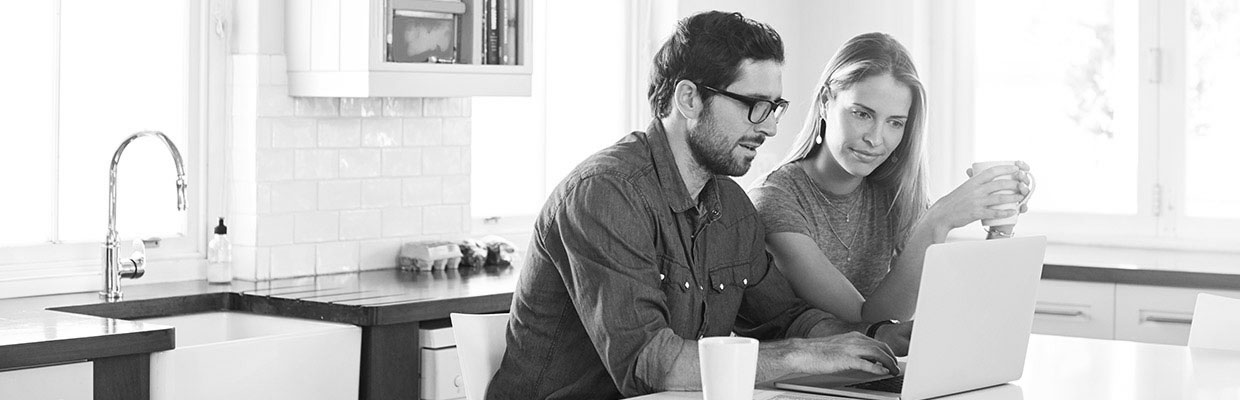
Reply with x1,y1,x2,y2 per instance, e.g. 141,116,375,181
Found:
207,217,232,284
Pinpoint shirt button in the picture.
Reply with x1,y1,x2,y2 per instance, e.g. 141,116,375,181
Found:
684,281,690,289
718,283,725,290
659,273,665,281
698,286,704,291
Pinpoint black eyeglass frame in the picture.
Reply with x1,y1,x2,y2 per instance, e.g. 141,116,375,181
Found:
698,84,790,124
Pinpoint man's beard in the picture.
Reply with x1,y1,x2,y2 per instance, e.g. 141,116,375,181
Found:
686,110,753,177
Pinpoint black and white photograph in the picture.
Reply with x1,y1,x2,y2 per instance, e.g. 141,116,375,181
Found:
1,1,1238,399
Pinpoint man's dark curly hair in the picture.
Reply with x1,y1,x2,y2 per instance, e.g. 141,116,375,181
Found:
647,11,784,119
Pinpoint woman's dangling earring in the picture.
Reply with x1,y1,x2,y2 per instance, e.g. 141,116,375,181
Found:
814,119,826,145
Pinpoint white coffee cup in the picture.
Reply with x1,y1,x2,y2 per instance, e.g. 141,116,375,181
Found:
971,160,1035,227
699,336,759,400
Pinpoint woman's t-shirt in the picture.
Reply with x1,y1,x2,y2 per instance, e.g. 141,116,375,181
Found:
748,162,897,296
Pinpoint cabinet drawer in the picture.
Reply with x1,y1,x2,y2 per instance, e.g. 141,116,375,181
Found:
1031,280,1115,339
1115,284,1240,345
0,362,91,400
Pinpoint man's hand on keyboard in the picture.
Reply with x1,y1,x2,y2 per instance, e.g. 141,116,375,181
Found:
779,332,900,376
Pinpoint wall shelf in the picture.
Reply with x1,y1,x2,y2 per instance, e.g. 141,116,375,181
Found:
286,0,532,98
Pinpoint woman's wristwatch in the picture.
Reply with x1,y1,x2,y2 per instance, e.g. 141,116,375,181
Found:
865,319,900,338
985,226,1014,239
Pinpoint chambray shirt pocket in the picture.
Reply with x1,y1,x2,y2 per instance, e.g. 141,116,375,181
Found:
657,255,694,334
705,261,754,336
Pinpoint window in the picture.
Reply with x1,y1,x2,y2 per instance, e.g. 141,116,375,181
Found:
0,0,212,268
472,0,664,226
973,0,1139,216
939,0,1240,249
1183,0,1240,220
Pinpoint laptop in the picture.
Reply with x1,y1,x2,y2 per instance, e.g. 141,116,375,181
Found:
775,236,1047,400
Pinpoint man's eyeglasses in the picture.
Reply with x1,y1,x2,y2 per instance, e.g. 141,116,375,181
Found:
698,84,790,124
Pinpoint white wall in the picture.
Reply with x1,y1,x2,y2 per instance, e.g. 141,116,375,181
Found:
227,2,472,280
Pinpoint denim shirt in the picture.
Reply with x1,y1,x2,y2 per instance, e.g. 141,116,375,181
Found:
487,121,829,399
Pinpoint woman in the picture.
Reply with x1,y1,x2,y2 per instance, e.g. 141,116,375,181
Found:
748,33,1030,328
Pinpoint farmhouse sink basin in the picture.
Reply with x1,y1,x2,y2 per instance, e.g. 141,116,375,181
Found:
135,311,360,400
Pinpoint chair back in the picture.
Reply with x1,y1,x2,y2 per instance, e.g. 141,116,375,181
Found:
450,313,511,400
1188,293,1240,351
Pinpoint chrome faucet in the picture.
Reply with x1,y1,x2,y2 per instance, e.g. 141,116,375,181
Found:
101,131,187,301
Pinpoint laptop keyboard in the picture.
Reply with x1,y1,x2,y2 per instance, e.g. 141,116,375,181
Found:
846,375,904,393
769,394,839,400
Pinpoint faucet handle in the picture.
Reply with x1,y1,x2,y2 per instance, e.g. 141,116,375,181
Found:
176,177,188,211
121,239,146,279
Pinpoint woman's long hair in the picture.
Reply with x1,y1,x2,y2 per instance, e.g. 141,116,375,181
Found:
776,32,930,237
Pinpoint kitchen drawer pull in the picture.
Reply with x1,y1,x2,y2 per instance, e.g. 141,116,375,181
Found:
1143,315,1193,325
1034,308,1085,317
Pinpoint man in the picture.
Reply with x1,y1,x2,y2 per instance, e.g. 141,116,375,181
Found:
487,11,900,399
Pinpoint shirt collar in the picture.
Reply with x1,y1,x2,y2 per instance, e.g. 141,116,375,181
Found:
645,119,723,218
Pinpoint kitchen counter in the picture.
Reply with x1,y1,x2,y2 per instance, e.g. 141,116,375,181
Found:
1043,244,1240,290
0,312,173,400
0,311,173,369
44,265,519,325
0,265,519,400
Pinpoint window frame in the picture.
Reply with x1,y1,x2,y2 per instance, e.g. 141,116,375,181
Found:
934,0,1240,251
0,0,224,290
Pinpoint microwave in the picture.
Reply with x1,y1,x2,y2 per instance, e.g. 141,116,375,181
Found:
386,0,467,63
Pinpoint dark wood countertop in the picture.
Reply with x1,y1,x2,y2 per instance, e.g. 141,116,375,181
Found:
0,265,519,371
0,312,173,370
49,265,519,326
1042,244,1240,290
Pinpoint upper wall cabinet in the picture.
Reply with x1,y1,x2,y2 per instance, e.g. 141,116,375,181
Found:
286,0,532,98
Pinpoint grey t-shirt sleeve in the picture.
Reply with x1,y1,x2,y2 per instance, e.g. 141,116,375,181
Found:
749,185,813,237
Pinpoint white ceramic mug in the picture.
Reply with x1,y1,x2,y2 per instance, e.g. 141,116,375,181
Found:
698,336,759,400
971,160,1036,227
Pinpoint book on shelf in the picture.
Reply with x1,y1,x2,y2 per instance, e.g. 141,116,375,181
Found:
481,0,488,63
484,0,498,64
482,0,517,65
502,0,518,65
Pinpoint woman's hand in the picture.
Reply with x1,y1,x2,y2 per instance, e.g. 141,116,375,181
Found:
967,160,1033,214
927,161,1032,233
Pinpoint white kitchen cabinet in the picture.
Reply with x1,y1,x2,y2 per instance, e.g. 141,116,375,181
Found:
286,0,532,97
0,362,91,400
1031,279,1116,340
1114,284,1240,345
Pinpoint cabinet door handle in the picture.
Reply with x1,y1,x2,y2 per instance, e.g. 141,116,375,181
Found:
1034,308,1085,317
1143,315,1193,325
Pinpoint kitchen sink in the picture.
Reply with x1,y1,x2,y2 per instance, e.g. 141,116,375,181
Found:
135,311,360,400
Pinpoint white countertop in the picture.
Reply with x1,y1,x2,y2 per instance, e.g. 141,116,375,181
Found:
634,334,1240,400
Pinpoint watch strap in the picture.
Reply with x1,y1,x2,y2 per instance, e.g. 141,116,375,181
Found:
865,319,898,338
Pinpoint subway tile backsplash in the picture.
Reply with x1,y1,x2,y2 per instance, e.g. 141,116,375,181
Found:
361,119,402,146
230,54,471,280
339,149,381,178
341,98,383,118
